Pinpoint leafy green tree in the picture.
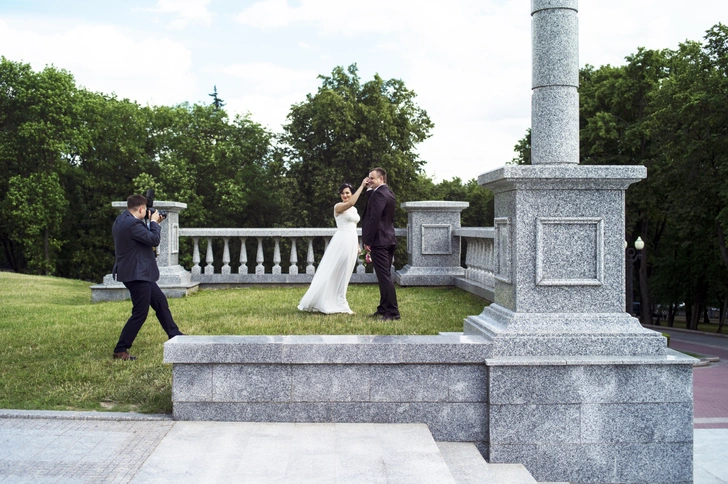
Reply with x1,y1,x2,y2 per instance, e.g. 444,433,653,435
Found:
649,24,728,329
282,64,434,228
1,172,68,274
0,58,81,273
430,177,493,227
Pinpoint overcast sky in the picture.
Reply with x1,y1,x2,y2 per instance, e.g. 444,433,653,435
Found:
1,1,726,181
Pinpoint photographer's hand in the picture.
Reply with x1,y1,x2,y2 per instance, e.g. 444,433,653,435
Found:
150,211,162,224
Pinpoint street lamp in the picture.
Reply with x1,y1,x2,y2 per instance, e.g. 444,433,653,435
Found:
625,236,644,315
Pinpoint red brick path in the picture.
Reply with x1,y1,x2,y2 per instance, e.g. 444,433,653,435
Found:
668,339,728,429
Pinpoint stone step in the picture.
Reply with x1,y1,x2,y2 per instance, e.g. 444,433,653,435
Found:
133,421,460,483
437,442,541,484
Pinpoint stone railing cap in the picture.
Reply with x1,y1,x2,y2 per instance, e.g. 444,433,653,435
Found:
111,201,188,210
400,201,469,211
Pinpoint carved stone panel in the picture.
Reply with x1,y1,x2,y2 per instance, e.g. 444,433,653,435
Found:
421,224,452,255
494,217,512,284
535,217,604,286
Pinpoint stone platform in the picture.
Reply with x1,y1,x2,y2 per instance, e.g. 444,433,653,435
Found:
164,333,695,483
134,421,546,484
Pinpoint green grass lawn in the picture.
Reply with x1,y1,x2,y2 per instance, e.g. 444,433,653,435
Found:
0,272,487,414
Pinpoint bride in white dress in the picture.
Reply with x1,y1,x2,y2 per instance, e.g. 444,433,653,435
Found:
298,178,368,314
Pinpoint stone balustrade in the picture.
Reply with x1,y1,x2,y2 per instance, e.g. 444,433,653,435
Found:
90,202,496,302
453,228,495,301
178,228,407,285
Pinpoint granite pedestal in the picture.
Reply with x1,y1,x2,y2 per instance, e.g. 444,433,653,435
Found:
90,200,199,302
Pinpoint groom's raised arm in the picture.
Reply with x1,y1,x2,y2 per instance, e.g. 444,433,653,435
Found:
363,190,386,247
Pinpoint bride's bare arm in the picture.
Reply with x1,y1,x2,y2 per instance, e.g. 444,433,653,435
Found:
335,178,368,213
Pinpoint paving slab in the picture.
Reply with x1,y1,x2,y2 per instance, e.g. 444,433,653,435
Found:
132,422,457,484
0,416,173,483
694,429,728,484
437,441,538,484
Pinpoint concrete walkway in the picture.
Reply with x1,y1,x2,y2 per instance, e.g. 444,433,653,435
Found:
0,413,546,484
1,413,725,483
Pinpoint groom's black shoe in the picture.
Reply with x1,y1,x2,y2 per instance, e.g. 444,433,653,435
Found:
369,312,384,318
378,315,401,321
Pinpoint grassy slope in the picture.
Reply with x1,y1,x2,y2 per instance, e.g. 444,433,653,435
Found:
0,272,486,413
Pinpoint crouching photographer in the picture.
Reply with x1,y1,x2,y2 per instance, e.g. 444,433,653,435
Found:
111,193,184,361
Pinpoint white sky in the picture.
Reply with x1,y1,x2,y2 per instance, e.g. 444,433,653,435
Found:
1,0,726,181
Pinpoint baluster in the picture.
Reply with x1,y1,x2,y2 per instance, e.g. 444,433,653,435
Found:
463,238,471,280
272,237,282,274
222,237,231,275
238,237,247,274
479,239,488,284
356,236,365,274
468,238,478,282
306,238,315,275
472,239,481,283
204,237,214,275
256,237,265,275
323,236,331,253
191,237,201,275
485,238,494,273
289,238,299,274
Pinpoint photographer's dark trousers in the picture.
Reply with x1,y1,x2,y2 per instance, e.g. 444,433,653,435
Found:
114,280,182,353
372,245,399,317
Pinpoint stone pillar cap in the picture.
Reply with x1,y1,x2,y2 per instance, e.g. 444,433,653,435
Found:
532,0,577,14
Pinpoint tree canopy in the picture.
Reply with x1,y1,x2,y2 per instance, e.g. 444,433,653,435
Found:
282,64,435,228
0,59,488,281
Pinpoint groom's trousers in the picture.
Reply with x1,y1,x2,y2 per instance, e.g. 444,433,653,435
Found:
372,245,399,317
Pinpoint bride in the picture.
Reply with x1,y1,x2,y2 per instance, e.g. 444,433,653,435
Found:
298,178,368,314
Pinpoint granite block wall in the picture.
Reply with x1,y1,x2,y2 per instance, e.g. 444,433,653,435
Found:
166,334,492,444
487,353,694,484
172,363,488,442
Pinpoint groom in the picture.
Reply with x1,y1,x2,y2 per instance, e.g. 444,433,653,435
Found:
362,167,400,320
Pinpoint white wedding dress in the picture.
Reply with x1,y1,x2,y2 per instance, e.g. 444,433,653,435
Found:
298,206,360,314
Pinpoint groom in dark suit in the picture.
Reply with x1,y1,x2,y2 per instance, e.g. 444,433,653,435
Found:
362,167,400,320
111,194,184,360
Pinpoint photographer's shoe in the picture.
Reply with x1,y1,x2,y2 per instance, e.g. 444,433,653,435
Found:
113,351,137,361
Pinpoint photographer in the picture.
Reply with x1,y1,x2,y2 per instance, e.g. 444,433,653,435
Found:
111,194,184,361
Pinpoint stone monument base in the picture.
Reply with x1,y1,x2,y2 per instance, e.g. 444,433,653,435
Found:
90,265,199,302
395,264,465,286
464,304,667,357
486,352,694,484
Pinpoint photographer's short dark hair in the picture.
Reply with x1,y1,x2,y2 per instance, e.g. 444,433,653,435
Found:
339,183,353,194
127,195,147,210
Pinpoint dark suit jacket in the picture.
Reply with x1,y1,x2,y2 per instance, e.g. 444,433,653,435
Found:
112,210,161,283
362,185,396,247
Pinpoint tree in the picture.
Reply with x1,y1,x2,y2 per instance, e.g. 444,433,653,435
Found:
209,85,225,111
649,24,728,329
0,58,81,273
1,172,68,274
281,64,434,228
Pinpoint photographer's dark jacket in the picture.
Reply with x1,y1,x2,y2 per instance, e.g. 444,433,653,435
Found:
112,210,160,283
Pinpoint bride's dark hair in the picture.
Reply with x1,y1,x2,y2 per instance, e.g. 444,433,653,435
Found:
338,183,353,194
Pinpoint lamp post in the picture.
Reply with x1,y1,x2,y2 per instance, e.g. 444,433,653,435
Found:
625,236,644,315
